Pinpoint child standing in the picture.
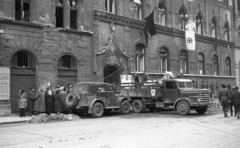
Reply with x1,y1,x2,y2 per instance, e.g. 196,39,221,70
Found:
18,91,28,117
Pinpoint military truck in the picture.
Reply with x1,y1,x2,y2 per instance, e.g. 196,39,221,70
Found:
120,78,211,115
65,82,131,118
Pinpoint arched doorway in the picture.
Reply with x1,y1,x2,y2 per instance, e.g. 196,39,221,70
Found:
10,51,36,113
58,55,77,87
104,65,120,86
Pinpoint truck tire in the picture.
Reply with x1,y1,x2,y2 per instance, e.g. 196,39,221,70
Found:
92,102,104,118
65,92,78,109
177,100,190,115
195,106,208,114
132,100,144,113
120,100,131,115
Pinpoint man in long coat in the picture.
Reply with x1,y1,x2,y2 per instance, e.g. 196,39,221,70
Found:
218,84,231,117
231,87,240,119
54,86,62,113
34,89,46,114
28,88,36,115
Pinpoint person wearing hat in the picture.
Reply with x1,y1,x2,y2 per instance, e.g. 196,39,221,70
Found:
218,84,231,117
34,88,46,114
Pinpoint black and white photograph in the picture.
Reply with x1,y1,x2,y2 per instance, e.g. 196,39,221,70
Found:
0,0,240,147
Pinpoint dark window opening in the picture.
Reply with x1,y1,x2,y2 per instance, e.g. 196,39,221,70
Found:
15,0,30,22
70,10,77,29
58,55,77,69
166,82,177,89
11,52,35,68
56,6,64,27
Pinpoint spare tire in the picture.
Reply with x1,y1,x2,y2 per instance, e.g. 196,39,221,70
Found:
65,92,79,109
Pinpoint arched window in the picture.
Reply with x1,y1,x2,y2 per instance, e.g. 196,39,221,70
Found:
180,50,188,74
133,0,142,20
226,57,231,76
197,53,205,75
58,55,77,69
11,51,35,68
179,7,187,30
158,2,166,26
212,55,219,75
105,0,116,14
135,44,145,72
159,48,168,72
196,13,203,35
210,18,217,38
223,22,230,41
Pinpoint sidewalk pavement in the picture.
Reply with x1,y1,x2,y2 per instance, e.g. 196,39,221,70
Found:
0,115,32,125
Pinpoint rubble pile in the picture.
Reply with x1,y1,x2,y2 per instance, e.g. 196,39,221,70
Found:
29,113,80,123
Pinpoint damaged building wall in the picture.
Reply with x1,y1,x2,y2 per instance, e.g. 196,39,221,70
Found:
0,0,93,115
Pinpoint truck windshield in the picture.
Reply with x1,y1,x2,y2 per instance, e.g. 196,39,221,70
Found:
178,82,193,88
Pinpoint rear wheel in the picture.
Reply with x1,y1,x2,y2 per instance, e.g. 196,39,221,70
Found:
195,106,208,114
92,102,104,118
132,100,144,113
177,101,190,115
120,100,131,115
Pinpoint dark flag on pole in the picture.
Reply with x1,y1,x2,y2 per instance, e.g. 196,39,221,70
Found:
144,10,157,45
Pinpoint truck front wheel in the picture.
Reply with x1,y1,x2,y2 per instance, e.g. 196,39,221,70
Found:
195,106,208,114
177,101,190,115
132,100,144,113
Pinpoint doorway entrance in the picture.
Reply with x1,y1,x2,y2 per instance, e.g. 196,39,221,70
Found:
104,65,120,86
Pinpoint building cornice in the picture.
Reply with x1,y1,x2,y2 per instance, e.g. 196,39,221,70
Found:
93,10,235,47
0,17,43,29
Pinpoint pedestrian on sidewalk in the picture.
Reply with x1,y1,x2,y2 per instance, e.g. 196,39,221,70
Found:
34,88,46,115
232,87,240,119
45,87,54,115
28,87,37,116
18,91,28,117
229,87,235,116
54,85,62,113
218,84,231,117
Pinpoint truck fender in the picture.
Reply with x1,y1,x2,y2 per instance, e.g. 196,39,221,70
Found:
116,97,131,107
173,97,192,110
88,99,105,114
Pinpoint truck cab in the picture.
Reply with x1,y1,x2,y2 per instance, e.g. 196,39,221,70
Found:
158,79,211,115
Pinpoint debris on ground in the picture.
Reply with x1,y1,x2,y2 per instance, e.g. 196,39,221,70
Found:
28,113,80,123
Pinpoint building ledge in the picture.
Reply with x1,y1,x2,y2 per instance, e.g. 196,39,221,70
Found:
184,74,235,79
0,17,43,29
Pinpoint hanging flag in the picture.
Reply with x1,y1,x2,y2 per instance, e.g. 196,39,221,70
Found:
185,31,195,51
144,10,157,45
185,16,196,51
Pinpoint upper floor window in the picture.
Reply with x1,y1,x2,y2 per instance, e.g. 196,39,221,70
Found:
179,7,187,30
105,0,116,14
133,0,142,20
196,13,203,35
223,0,229,5
70,0,77,29
11,51,35,68
180,50,188,74
223,21,230,41
15,0,30,22
238,25,240,42
158,2,166,26
58,55,77,69
159,48,169,72
225,57,231,76
212,55,219,75
135,44,145,72
197,53,205,75
211,18,217,38
55,0,64,28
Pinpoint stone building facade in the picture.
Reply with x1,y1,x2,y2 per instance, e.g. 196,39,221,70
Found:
0,0,237,115
92,0,236,93
0,0,93,115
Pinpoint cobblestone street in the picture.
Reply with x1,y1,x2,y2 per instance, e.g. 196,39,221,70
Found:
1,108,239,148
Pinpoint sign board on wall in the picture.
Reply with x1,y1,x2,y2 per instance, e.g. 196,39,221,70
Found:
0,67,10,100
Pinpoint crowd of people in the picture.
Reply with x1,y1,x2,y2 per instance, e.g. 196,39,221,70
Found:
218,84,240,119
17,83,73,117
